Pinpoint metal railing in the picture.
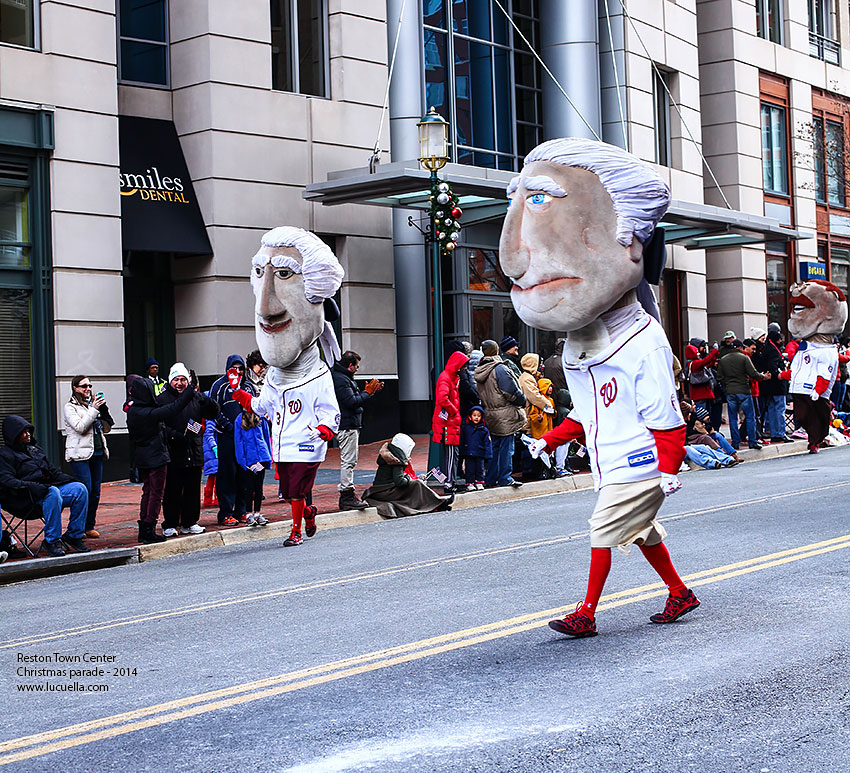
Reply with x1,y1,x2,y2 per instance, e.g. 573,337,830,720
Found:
809,31,841,65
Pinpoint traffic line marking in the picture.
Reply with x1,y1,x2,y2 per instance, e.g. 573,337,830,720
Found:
3,480,849,652
3,532,850,765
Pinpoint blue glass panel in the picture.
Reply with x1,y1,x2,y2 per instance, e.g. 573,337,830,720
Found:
423,0,445,29
120,0,166,42
473,151,495,168
424,30,450,119
121,41,168,85
494,47,512,154
452,0,490,40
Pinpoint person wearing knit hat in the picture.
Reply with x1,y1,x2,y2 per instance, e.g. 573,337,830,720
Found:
750,327,767,342
229,226,344,547
145,358,165,395
498,336,522,379
157,362,219,537
502,136,698,638
473,339,526,487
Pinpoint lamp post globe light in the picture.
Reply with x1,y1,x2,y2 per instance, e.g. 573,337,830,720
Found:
417,107,450,383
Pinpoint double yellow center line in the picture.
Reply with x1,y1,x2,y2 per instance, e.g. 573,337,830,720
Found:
3,532,850,765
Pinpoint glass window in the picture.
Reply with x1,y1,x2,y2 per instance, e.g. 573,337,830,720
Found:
761,102,789,195
271,0,327,97
808,0,830,37
830,248,850,334
0,289,33,428
826,119,845,207
0,0,35,47
467,248,510,292
756,0,783,44
654,69,672,167
0,186,30,268
814,116,826,203
119,0,168,85
423,0,541,171
765,250,788,333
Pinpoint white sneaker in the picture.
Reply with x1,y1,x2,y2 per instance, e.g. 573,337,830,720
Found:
179,524,205,535
0,550,8,564
245,512,259,526
162,527,178,537
254,513,269,526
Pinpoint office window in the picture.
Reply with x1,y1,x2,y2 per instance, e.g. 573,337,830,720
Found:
653,69,672,167
423,0,542,171
271,0,327,97
808,0,839,63
761,102,788,195
830,248,850,334
119,0,168,86
765,242,788,334
0,0,35,47
813,114,847,207
814,115,826,202
755,0,782,44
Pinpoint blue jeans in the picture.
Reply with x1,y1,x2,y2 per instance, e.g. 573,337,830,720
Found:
710,432,736,456
685,444,735,469
40,482,88,542
763,395,787,439
726,394,757,448
71,453,104,530
486,435,515,486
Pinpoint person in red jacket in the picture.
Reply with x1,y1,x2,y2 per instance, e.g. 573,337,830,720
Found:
685,338,721,431
432,350,470,492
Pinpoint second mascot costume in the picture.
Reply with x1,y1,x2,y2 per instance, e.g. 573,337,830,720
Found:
231,227,344,547
501,138,699,637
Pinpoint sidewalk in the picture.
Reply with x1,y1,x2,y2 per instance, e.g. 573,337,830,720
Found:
0,437,818,583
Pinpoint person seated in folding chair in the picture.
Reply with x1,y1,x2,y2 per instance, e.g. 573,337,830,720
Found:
0,415,90,557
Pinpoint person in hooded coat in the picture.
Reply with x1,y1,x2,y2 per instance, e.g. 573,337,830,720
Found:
684,338,722,433
459,405,492,488
759,323,791,442
126,375,195,543
542,338,568,394
0,415,89,557
362,433,453,518
432,350,470,491
209,354,252,526
447,340,479,418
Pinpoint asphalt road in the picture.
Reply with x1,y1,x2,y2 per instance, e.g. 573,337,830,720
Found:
3,448,850,772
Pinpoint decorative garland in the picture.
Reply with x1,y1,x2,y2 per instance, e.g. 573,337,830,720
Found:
429,179,462,257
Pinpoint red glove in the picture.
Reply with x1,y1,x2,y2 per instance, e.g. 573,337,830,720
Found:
232,389,253,412
404,462,416,478
227,367,241,389
779,369,791,381
317,425,335,442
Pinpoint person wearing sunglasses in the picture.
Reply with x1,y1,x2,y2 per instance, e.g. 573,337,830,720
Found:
63,375,115,538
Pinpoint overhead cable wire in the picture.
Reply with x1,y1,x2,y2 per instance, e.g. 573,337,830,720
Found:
370,0,409,169
490,0,603,142
616,0,732,209
602,0,629,151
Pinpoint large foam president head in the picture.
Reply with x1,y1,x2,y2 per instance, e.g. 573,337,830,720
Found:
499,138,670,332
787,279,848,340
251,227,344,368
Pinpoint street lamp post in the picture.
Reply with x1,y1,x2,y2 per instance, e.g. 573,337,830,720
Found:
417,107,450,380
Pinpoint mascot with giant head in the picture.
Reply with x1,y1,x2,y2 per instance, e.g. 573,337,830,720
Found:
501,138,699,637
781,279,848,453
231,227,344,547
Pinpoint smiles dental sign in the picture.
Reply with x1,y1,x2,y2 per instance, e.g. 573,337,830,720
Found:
119,167,190,203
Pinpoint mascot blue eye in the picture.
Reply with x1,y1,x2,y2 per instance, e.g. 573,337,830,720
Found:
528,192,550,206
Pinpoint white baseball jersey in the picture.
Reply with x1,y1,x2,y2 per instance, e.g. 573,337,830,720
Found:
789,342,838,398
251,365,340,463
562,311,683,490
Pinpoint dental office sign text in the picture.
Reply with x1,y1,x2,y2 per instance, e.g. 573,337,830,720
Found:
120,167,190,203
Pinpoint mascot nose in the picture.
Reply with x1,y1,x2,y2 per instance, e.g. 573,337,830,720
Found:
499,197,530,280
258,267,286,318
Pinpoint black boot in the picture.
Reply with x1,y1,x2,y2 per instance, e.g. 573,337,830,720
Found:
138,520,167,544
338,488,368,511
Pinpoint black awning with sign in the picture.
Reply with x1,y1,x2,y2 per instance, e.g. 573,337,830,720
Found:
118,116,212,256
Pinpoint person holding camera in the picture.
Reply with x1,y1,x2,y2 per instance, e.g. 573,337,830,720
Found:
63,375,115,538
332,350,384,510
157,363,220,536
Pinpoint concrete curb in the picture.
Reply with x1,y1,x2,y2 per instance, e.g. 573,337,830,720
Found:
0,438,829,582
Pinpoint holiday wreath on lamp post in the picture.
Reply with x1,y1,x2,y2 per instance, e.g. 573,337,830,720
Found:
430,180,462,257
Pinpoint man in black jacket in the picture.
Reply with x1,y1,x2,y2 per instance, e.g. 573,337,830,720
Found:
158,363,220,536
126,375,195,543
331,350,383,510
0,415,90,557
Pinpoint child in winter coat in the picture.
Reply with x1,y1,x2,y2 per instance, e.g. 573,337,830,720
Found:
459,406,493,489
202,405,218,508
234,411,272,526
527,378,555,439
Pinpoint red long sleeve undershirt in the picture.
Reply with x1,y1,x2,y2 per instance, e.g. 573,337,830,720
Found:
649,425,687,474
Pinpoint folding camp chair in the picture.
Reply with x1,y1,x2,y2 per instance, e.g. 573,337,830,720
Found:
0,501,45,558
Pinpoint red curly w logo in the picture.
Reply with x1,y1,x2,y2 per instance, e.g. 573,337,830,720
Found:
599,377,618,407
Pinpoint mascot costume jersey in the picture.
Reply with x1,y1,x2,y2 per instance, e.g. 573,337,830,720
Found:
780,280,848,453
231,227,344,547
500,138,699,638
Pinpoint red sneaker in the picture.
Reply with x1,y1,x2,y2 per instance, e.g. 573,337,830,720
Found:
548,603,597,638
283,529,303,547
304,505,318,538
650,589,700,623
